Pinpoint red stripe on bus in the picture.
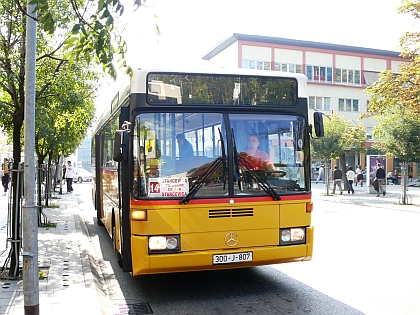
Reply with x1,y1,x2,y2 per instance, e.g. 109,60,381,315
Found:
129,194,311,206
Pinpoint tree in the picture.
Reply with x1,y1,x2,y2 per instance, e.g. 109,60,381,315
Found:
373,108,420,162
35,60,97,208
37,0,147,78
0,0,113,277
373,107,420,204
311,114,367,194
365,1,420,117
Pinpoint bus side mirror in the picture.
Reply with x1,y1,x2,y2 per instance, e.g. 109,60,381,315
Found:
313,112,324,137
113,131,129,162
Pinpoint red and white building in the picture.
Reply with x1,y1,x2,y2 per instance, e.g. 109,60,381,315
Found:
202,33,408,172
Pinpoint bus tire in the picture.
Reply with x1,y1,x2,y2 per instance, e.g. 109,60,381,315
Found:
112,226,123,267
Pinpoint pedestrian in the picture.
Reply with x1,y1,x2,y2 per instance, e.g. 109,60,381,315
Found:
315,164,324,184
65,161,75,193
51,161,57,192
2,158,10,195
393,169,399,185
387,171,396,185
375,163,386,196
346,166,355,194
62,164,66,182
176,134,194,161
332,165,343,195
355,165,363,187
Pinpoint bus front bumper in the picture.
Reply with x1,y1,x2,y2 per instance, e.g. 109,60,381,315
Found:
130,227,313,276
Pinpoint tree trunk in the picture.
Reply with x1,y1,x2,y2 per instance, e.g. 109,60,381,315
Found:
8,117,23,277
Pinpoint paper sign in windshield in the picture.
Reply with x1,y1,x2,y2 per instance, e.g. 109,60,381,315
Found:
148,177,189,197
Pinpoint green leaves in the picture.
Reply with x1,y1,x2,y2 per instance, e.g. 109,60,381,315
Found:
374,108,420,161
311,114,367,162
366,2,420,118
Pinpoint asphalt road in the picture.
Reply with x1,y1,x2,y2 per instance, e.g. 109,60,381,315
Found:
76,183,420,315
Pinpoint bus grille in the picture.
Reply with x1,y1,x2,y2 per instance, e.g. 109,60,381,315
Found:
209,208,253,218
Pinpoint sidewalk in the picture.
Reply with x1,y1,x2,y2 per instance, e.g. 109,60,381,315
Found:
311,181,420,212
0,189,105,315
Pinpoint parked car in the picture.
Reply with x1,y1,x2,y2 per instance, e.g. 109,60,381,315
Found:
74,168,92,183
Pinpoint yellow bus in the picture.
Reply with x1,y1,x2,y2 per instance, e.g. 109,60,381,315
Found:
92,67,324,276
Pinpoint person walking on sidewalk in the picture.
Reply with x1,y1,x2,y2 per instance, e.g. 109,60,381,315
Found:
346,166,355,194
65,161,75,193
355,165,363,187
332,165,343,195
2,158,10,195
315,164,325,184
375,163,386,196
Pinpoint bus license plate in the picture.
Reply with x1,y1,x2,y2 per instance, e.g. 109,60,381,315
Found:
213,252,253,264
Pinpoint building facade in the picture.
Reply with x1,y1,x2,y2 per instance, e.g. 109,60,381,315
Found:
202,33,408,174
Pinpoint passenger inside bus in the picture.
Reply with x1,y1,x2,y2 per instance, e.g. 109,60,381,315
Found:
244,134,275,170
176,134,194,160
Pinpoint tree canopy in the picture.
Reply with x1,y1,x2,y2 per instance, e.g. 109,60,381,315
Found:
311,114,367,161
373,107,420,162
36,0,147,78
365,1,420,117
35,61,97,164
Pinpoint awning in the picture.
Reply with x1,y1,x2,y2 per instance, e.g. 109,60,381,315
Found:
363,71,379,85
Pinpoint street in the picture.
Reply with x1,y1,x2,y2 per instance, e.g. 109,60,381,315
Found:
79,184,420,314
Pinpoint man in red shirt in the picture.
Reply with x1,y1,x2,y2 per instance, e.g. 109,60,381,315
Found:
245,135,275,170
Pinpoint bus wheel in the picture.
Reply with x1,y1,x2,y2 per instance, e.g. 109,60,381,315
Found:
112,226,123,267
97,218,104,226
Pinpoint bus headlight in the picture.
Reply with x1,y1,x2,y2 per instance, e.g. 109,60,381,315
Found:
148,235,180,253
280,228,306,245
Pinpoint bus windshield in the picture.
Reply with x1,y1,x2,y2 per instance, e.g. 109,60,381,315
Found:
132,112,308,199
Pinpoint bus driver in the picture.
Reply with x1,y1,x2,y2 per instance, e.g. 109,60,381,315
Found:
245,134,275,170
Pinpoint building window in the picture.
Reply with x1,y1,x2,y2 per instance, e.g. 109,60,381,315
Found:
324,97,331,110
274,62,302,73
307,65,333,83
242,60,270,70
353,100,359,111
306,66,313,80
339,98,359,112
339,99,344,111
327,68,333,82
309,96,331,110
366,127,373,140
336,68,361,84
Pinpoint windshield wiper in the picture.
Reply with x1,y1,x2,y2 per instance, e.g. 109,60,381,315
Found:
180,129,227,204
179,157,223,204
237,155,281,201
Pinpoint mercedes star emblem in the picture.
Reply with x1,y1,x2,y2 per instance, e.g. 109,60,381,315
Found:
224,232,239,246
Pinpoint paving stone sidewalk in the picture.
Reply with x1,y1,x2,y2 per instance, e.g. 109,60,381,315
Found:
0,190,105,315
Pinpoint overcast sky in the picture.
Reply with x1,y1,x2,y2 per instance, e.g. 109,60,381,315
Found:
95,0,417,111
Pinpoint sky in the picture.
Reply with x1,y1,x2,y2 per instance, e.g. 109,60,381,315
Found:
96,0,418,111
